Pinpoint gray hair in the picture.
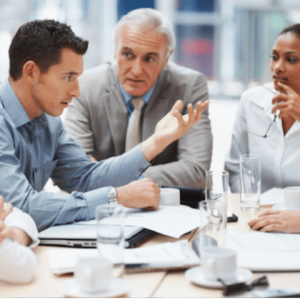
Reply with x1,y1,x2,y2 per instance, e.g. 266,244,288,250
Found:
113,8,175,57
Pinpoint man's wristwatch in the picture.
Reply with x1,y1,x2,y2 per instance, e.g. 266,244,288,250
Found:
107,186,118,207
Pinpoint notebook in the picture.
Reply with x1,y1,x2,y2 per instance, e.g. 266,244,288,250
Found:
38,223,156,248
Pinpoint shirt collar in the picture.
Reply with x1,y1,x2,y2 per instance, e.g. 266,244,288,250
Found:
118,80,158,104
0,78,48,129
249,83,277,120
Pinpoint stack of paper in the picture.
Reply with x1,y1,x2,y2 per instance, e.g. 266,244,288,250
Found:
47,240,200,275
260,188,284,205
228,232,300,271
77,205,199,239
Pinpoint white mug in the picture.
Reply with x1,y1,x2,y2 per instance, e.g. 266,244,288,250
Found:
160,188,180,206
284,187,300,211
201,247,237,281
74,256,113,293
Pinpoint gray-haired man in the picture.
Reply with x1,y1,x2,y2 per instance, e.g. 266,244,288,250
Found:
65,8,213,189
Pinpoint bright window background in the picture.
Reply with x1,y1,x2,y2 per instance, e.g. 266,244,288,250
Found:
1,0,300,97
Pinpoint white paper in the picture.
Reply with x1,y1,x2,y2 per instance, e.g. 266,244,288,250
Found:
47,240,200,275
77,206,199,239
228,232,300,252
237,250,300,271
260,187,284,205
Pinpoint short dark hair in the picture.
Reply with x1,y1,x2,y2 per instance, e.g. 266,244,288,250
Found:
279,23,300,39
9,19,89,80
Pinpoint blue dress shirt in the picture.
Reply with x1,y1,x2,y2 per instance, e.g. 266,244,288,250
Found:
118,80,157,120
0,78,150,231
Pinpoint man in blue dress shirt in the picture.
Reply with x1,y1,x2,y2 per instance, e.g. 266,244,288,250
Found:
0,19,209,231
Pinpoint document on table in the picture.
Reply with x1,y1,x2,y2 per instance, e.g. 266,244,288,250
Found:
47,240,200,275
228,232,300,252
260,187,284,205
228,232,300,271
237,250,300,271
76,206,199,239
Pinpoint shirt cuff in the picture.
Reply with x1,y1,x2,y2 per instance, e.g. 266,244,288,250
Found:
127,144,151,176
84,187,110,219
5,208,39,248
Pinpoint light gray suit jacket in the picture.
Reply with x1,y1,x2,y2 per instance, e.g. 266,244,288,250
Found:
64,61,212,188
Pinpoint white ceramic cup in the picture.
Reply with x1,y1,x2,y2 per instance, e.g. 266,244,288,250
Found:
284,187,300,210
201,247,237,281
160,188,180,206
74,256,113,293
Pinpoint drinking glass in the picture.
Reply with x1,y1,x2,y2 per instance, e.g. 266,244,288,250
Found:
205,170,229,203
199,200,227,252
95,204,125,278
240,154,261,211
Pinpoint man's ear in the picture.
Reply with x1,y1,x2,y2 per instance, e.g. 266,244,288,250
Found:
162,49,174,68
22,61,41,84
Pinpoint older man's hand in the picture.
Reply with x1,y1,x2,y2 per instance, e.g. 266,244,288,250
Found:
248,209,300,233
141,99,209,162
116,178,160,210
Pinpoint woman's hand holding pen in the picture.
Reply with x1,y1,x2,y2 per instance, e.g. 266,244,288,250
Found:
271,82,300,122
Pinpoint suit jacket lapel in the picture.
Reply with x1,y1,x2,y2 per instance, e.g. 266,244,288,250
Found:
142,66,171,140
103,64,128,155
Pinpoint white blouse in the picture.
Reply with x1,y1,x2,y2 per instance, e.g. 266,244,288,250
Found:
0,208,39,284
225,83,300,193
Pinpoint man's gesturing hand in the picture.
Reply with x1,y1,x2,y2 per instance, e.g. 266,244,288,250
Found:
142,99,209,162
116,178,160,210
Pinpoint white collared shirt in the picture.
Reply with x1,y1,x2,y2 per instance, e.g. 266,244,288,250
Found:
225,83,300,193
0,208,39,284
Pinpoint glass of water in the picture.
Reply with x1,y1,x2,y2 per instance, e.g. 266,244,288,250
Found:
95,204,125,278
240,154,261,211
199,200,227,252
205,170,229,203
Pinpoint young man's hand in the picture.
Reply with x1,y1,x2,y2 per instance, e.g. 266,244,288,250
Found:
116,178,160,210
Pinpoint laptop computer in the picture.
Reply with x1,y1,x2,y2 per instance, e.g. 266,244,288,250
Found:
38,223,156,248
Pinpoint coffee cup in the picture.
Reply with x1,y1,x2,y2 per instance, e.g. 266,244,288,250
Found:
201,247,237,281
160,188,180,206
284,187,300,211
74,256,113,293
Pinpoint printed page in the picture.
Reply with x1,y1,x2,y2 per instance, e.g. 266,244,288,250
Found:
47,240,200,275
228,231,300,252
237,250,300,271
77,206,199,239
260,187,284,205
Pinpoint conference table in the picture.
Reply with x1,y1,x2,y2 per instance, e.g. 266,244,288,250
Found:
2,194,300,297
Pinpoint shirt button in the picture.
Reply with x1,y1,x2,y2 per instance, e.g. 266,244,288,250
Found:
34,168,38,173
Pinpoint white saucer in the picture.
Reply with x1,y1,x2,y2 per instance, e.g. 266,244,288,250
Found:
185,266,252,289
61,278,130,298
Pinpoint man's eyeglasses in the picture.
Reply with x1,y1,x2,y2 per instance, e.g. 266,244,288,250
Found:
218,275,269,296
243,85,278,138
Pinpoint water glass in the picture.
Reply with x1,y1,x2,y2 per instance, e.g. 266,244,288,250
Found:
199,200,227,252
240,154,261,211
95,204,125,278
205,170,229,203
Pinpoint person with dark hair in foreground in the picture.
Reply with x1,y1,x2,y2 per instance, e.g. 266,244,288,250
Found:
225,23,300,232
0,196,39,284
0,19,209,231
